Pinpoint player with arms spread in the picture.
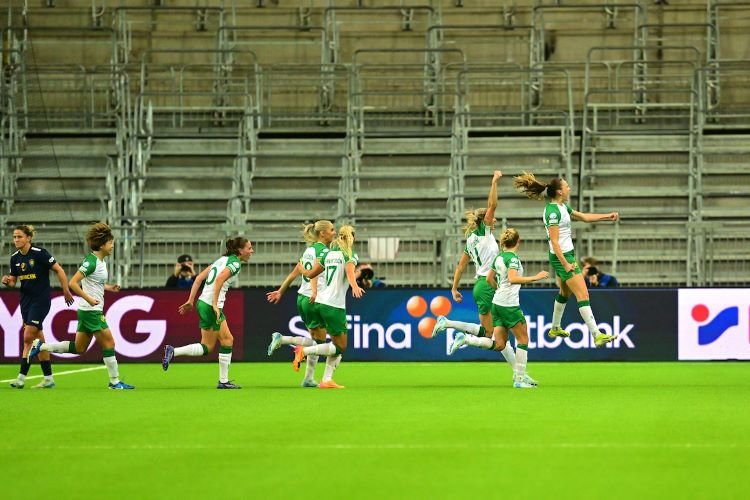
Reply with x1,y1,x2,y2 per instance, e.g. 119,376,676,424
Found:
163,236,254,389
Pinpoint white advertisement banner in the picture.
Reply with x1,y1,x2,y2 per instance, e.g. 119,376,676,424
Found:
678,289,750,360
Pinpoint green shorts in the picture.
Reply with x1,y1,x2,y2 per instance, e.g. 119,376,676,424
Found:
297,294,324,330
315,303,348,336
197,300,225,331
491,304,526,330
473,276,495,315
549,250,581,282
77,309,108,334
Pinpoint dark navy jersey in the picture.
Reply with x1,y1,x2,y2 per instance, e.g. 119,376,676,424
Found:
9,246,57,299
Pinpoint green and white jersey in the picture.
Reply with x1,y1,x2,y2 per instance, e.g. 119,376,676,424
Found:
298,242,329,298
464,220,499,278
491,251,523,307
77,253,107,312
544,202,574,254
198,255,242,309
316,246,358,309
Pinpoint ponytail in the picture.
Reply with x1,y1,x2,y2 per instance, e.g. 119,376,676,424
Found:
514,171,563,201
302,220,334,245
334,225,355,260
224,236,249,256
462,209,487,237
14,224,36,240
500,228,520,249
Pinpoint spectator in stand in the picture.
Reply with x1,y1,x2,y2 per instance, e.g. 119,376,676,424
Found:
581,257,619,288
166,254,196,289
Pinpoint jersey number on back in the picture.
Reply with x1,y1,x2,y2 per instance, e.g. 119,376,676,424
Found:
325,265,338,286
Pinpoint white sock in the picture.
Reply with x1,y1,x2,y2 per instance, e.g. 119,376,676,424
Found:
578,305,601,338
464,334,494,349
103,356,119,384
174,343,205,356
500,344,517,372
515,348,528,377
41,341,70,354
218,352,232,383
304,343,337,356
322,355,342,382
16,373,26,384
304,354,319,381
552,300,566,328
444,319,482,336
282,336,315,347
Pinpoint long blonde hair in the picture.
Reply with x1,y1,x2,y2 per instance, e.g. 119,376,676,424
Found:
500,228,520,250
302,220,334,245
514,171,564,201
462,208,487,237
333,225,355,260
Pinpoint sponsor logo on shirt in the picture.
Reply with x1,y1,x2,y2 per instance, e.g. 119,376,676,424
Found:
18,273,37,281
549,213,558,221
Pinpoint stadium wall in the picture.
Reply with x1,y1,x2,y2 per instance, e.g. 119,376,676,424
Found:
1,289,748,363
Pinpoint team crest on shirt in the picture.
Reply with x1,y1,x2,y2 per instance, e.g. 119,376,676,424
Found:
20,263,26,271
29,259,35,268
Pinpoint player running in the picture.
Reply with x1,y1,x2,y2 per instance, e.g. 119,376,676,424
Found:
163,236,254,389
3,225,74,388
29,223,133,389
266,220,336,387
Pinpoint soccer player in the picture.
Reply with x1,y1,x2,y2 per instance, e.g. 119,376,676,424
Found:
28,223,134,389
514,172,619,347
431,171,519,374
2,225,74,388
448,228,549,388
266,220,335,387
294,225,364,389
163,236,254,389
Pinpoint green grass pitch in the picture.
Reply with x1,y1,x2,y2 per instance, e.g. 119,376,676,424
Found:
3,361,749,499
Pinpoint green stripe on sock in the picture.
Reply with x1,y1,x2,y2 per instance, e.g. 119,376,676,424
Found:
219,346,233,354
68,343,77,354
555,294,569,304
102,348,115,358
334,345,343,355
478,325,486,337
578,300,590,307
517,344,528,351
200,344,209,355
490,341,496,350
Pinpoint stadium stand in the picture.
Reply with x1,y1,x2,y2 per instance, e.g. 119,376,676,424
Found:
1,0,748,287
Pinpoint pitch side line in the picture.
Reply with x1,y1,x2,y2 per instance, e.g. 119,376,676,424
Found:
1,365,106,383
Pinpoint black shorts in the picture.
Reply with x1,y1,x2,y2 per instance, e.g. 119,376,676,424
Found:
20,296,51,329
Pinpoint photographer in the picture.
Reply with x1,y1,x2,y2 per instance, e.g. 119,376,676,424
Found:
581,257,619,288
355,263,385,289
165,254,196,289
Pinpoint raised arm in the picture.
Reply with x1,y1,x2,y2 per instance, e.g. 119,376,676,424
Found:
571,210,619,223
483,170,502,225
451,252,471,302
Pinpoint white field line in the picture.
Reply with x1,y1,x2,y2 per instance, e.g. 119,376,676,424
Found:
1,365,106,383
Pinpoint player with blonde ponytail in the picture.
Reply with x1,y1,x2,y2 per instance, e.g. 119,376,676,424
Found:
266,220,336,387
448,227,549,388
296,225,364,389
514,172,619,347
430,171,521,376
